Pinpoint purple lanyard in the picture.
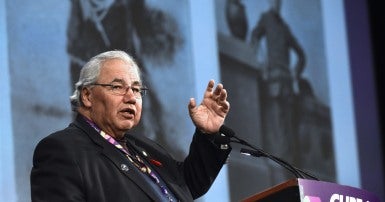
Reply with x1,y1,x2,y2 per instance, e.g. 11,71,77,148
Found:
84,117,173,201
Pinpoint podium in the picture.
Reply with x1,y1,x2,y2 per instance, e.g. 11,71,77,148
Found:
242,178,380,202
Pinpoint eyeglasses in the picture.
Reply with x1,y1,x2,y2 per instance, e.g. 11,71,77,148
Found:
90,83,148,98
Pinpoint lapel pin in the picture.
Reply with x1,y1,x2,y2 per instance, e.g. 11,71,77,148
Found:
120,164,129,171
150,159,162,167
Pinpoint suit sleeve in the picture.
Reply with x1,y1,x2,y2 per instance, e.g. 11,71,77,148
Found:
182,129,231,199
30,135,85,202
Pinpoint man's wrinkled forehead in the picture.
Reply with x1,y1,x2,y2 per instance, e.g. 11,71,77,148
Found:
99,59,141,83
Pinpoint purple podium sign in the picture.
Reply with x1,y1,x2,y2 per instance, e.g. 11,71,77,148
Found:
298,179,380,202
242,178,380,202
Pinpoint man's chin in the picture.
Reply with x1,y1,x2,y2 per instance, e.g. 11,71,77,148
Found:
120,120,138,131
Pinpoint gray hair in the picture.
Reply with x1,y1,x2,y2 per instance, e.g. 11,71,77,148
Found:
70,50,141,111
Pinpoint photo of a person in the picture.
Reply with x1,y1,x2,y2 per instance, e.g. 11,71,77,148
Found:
249,0,306,165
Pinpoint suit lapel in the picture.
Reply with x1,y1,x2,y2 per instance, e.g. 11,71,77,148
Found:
126,135,173,182
72,116,161,201
127,134,194,202
100,143,161,201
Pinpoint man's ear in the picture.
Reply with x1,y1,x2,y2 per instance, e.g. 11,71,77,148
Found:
81,87,92,108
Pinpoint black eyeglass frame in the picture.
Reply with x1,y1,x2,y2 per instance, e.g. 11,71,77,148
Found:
89,83,148,98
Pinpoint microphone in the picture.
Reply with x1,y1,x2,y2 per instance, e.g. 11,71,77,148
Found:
240,147,319,180
219,125,235,138
219,125,319,180
240,148,263,157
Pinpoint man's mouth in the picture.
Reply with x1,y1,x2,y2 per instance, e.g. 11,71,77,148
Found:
120,108,135,117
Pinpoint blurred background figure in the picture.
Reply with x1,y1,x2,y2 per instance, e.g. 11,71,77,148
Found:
249,0,306,169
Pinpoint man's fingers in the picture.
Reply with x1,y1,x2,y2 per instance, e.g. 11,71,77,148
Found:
222,100,230,110
213,84,223,96
206,80,215,92
188,98,196,110
219,89,227,101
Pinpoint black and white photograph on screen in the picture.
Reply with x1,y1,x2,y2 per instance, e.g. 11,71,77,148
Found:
215,0,335,200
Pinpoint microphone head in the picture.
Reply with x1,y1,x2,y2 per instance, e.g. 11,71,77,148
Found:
219,125,235,138
240,148,264,157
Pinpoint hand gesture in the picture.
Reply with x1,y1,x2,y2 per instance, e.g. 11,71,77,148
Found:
188,80,230,134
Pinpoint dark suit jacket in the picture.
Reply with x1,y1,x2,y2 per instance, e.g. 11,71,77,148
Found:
30,115,231,202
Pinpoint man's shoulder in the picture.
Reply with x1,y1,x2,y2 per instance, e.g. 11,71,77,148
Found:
36,122,89,148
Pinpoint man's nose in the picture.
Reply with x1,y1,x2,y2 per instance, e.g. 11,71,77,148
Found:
123,87,137,102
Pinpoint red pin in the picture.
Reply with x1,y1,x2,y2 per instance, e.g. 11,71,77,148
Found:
150,159,162,167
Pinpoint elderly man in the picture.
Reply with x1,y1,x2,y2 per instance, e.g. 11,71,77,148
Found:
30,50,231,201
